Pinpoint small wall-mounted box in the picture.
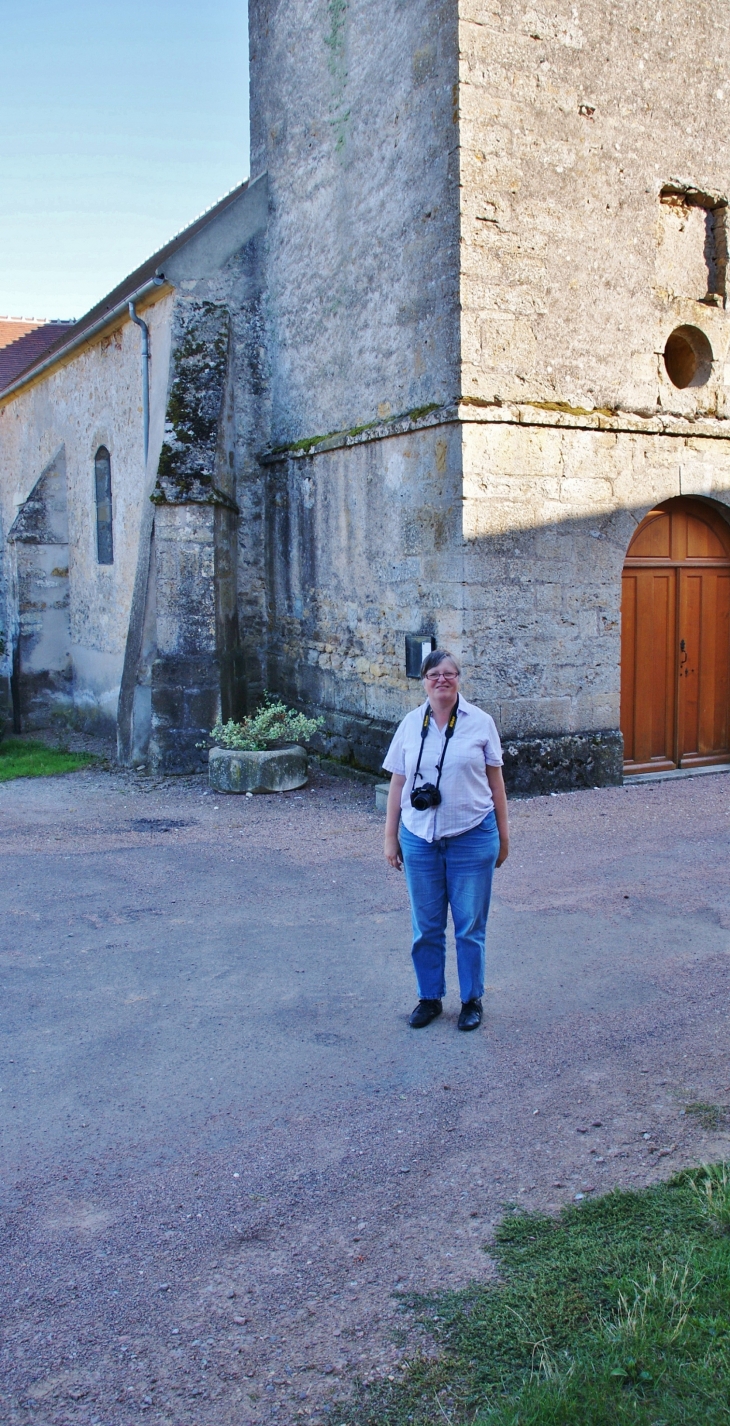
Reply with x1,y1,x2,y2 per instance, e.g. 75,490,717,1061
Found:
405,633,436,678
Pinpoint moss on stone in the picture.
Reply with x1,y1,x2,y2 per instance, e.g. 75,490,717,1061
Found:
526,399,617,418
269,403,443,458
402,402,440,422
345,420,377,438
152,301,230,504
271,431,339,456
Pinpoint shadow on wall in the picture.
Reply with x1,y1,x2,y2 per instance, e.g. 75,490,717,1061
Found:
7,448,72,733
0,522,9,731
262,456,730,792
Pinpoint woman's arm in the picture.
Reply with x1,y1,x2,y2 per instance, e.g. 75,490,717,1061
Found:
384,773,406,869
486,764,509,867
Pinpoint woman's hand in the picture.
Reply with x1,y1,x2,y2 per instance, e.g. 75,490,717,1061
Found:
384,773,406,870
486,765,510,869
385,833,403,870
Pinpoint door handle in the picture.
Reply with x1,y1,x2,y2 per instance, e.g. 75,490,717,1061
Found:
679,639,688,667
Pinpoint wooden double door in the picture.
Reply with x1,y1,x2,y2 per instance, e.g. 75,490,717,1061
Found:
621,498,730,774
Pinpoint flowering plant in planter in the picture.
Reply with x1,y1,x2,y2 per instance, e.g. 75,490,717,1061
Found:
209,695,324,752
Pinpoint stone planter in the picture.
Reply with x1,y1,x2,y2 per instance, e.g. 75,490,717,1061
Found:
208,744,308,794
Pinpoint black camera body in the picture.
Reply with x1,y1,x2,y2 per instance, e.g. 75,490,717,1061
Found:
409,696,459,812
410,783,442,811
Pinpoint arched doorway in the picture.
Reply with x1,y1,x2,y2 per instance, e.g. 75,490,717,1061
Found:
621,498,730,773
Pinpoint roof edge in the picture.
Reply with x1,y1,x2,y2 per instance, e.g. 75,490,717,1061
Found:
0,176,260,402
0,277,170,405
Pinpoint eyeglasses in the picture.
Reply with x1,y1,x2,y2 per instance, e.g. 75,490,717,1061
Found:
425,671,458,682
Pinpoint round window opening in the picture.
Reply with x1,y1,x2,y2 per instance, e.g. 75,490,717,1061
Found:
663,325,713,389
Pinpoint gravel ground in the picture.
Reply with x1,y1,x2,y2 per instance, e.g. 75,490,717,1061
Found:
1,757,729,1426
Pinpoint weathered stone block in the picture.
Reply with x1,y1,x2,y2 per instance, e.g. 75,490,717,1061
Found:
185,687,221,729
502,730,624,797
152,655,220,688
209,745,308,794
150,728,209,775
147,682,184,727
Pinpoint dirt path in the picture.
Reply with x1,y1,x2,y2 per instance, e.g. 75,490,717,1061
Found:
1,762,729,1425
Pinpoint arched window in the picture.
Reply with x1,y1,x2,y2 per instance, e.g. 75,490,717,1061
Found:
94,446,113,564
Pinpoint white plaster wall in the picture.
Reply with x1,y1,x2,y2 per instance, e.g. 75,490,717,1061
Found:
0,290,174,728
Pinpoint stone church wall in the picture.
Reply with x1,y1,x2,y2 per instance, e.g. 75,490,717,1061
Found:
454,0,730,789
262,416,465,770
258,406,730,785
146,299,245,772
0,180,268,769
462,418,730,761
0,523,9,730
6,449,72,729
0,291,174,735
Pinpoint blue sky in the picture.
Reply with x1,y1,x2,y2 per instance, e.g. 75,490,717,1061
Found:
0,0,249,321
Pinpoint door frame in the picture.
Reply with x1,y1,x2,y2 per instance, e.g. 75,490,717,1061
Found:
621,497,730,773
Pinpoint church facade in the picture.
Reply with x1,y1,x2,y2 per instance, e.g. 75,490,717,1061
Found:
1,0,729,789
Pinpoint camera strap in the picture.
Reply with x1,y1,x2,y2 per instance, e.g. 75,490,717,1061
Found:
413,697,459,791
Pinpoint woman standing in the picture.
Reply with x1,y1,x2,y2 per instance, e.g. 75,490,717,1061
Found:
383,650,509,1031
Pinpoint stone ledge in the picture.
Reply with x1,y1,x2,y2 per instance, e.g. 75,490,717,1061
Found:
459,399,730,441
305,708,396,775
259,398,730,467
623,762,730,785
374,782,390,812
260,403,458,463
309,754,382,787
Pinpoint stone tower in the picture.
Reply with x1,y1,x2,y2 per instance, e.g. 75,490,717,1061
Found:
244,0,730,787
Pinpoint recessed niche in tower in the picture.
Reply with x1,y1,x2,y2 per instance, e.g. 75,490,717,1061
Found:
663,325,713,389
658,184,729,305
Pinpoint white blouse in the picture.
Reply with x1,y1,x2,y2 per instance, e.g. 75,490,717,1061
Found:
383,695,503,843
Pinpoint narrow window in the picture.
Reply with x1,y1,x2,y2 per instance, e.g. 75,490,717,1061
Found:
94,446,113,564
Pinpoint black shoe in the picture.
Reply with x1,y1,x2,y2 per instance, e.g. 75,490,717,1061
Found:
409,998,443,1029
458,998,483,1031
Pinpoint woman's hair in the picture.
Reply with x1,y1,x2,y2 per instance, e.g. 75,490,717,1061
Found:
420,648,462,678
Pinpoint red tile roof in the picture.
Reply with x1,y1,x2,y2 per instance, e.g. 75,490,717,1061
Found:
0,319,75,390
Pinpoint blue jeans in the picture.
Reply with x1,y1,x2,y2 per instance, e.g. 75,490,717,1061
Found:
399,812,499,1003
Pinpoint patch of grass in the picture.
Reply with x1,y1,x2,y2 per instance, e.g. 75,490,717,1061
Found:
684,1101,730,1132
0,738,96,781
684,1161,730,1235
343,1168,730,1425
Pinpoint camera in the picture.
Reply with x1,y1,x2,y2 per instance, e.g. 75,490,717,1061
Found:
410,783,442,810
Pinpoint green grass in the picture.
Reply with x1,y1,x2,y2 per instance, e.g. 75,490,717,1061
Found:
0,738,96,781
684,1102,730,1133
342,1166,730,1426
